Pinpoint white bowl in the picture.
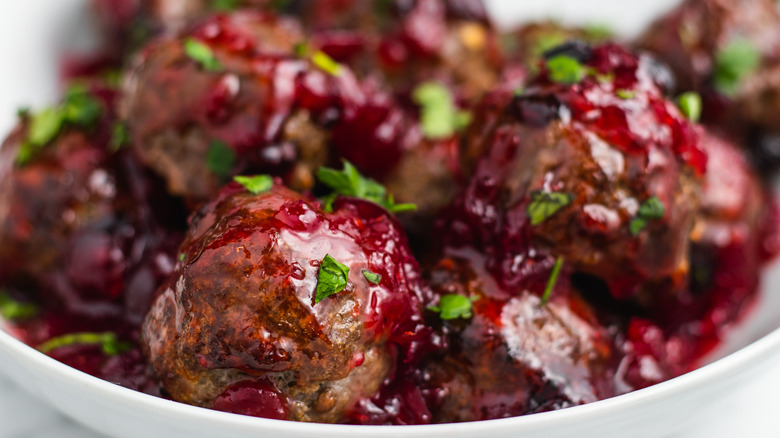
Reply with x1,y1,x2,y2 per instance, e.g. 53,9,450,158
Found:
2,1,780,437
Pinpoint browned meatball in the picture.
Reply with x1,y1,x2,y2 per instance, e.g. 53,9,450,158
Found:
0,85,183,323
420,253,618,422
636,0,780,143
120,11,316,202
440,43,706,300
142,182,431,422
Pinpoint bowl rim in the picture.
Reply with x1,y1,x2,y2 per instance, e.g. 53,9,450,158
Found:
2,321,780,435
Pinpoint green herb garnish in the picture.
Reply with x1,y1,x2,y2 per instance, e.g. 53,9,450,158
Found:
17,85,103,166
362,270,382,284
616,89,636,100
541,257,564,305
630,196,666,235
311,51,343,76
428,294,475,320
207,140,236,178
210,0,241,11
110,122,130,151
713,39,761,96
27,107,65,149
546,55,587,84
527,190,573,226
584,23,613,40
677,92,702,122
184,38,222,71
37,332,131,356
316,160,417,213
315,254,350,303
0,291,38,321
413,82,472,140
233,175,273,194
62,86,102,127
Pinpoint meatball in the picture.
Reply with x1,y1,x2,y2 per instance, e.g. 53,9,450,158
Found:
661,130,779,358
0,84,183,323
636,0,780,162
120,11,321,202
419,253,619,422
439,43,706,300
142,181,431,422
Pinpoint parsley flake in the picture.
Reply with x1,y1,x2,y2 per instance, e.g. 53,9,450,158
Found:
315,255,350,303
677,92,702,122
234,175,274,194
210,0,241,11
527,190,573,226
62,86,102,127
316,160,417,214
413,82,472,140
184,38,222,72
37,332,131,356
630,196,666,235
362,270,382,284
616,89,636,100
17,86,103,166
541,257,564,305
547,55,587,84
27,107,65,148
312,51,343,76
714,39,760,96
428,294,475,320
110,122,130,151
207,140,236,178
0,291,38,321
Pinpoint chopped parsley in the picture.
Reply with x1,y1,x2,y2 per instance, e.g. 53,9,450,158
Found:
210,0,241,11
311,51,343,76
37,332,132,356
616,89,636,100
541,257,564,305
713,39,761,96
110,122,130,151
234,174,274,194
206,140,236,178
316,160,416,213
584,23,614,40
178,253,186,263
527,190,573,226
17,85,103,166
62,86,102,127
362,270,382,284
184,38,223,72
0,291,38,321
413,82,472,140
27,107,65,149
546,55,587,84
630,196,666,235
428,294,475,320
315,255,350,303
677,92,702,122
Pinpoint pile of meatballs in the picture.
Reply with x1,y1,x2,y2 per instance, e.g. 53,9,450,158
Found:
1,0,780,424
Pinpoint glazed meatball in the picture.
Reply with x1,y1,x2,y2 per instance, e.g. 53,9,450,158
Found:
0,85,183,323
120,11,319,202
662,130,779,356
636,0,780,160
440,43,706,300
142,182,431,422
419,253,618,422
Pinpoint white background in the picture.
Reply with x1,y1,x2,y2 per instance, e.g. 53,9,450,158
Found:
0,1,779,436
